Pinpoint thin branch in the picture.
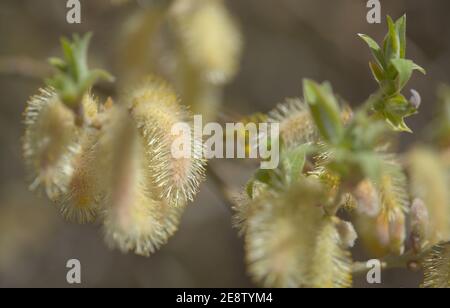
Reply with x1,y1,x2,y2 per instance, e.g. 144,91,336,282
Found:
0,56,51,80
206,163,237,213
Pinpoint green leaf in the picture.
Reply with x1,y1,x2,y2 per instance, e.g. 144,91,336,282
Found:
391,59,426,91
360,15,426,133
358,34,386,69
353,151,383,183
395,15,407,59
412,63,427,75
391,59,414,91
369,62,385,83
383,16,401,61
303,79,344,144
282,144,309,184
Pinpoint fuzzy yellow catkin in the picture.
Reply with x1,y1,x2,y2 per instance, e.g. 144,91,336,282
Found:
268,98,317,150
56,95,102,223
170,0,242,85
59,128,100,223
408,147,450,246
244,178,352,288
116,7,168,85
410,198,430,252
353,159,409,257
309,218,353,288
232,180,271,236
127,76,206,207
100,106,184,256
23,88,79,200
422,242,450,288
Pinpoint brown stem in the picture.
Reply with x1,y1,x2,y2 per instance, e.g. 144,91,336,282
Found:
206,163,237,213
0,56,51,79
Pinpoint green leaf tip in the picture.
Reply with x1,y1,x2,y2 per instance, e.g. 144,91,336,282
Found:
359,15,425,133
303,79,343,144
46,33,115,109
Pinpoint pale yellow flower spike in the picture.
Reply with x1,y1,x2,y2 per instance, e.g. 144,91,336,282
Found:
268,98,317,150
245,178,352,288
170,0,242,85
377,158,409,255
128,76,206,207
408,147,450,246
23,88,79,200
59,128,101,224
422,243,450,288
353,156,409,257
310,218,353,288
101,106,184,256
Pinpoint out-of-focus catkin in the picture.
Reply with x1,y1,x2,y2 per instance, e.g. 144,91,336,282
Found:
23,88,79,200
268,98,317,150
353,160,409,257
101,106,184,256
170,0,242,85
408,147,450,245
244,178,352,288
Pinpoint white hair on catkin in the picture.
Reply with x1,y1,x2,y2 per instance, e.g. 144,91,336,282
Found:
170,0,242,85
127,76,206,207
99,106,185,256
23,88,80,200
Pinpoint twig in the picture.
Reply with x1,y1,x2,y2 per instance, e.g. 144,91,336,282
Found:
206,163,237,213
0,56,51,80
0,56,117,98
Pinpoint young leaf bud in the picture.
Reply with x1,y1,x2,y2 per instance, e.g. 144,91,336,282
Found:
410,198,430,253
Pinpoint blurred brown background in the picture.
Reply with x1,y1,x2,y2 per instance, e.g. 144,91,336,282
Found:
0,0,449,287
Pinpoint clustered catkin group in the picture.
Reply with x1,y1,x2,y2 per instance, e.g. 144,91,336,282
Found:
23,77,205,256
20,1,450,289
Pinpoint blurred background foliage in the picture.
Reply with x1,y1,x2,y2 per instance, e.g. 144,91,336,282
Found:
0,0,449,287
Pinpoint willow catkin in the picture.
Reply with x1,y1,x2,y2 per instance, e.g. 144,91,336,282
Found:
23,88,79,200
422,242,450,288
59,127,100,223
56,95,102,223
268,98,317,150
170,0,242,85
408,147,450,245
353,158,409,256
127,76,206,207
101,106,184,256
245,178,352,288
